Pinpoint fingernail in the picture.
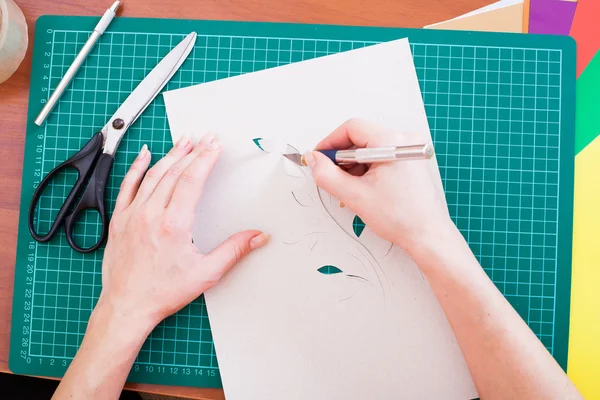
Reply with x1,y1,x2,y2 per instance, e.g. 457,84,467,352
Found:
250,233,271,250
137,144,148,159
200,133,221,151
176,135,190,149
303,152,316,168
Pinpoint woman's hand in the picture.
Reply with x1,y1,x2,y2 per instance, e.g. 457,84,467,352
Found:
99,134,270,330
303,118,452,255
304,120,583,400
53,135,270,400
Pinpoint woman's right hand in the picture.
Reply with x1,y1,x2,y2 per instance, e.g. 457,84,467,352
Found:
305,120,585,400
303,118,456,256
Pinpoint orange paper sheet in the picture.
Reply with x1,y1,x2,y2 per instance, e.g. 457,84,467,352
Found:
570,0,600,76
523,0,531,32
426,2,525,33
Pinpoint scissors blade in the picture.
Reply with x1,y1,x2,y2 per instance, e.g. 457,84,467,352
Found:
283,153,304,166
102,32,197,155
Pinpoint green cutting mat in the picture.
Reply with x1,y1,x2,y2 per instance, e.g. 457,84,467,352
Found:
11,16,576,387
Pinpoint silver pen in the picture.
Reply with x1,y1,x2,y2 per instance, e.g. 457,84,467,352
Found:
34,1,122,126
283,144,434,166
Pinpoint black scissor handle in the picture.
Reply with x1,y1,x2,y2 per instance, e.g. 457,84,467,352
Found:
28,132,104,243
64,153,114,253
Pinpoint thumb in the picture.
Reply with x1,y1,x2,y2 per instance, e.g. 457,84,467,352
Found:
203,230,270,285
304,151,365,203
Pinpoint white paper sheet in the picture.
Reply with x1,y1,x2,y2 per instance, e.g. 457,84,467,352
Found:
163,38,477,400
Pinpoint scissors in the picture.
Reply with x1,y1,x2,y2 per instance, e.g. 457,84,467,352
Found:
28,32,197,253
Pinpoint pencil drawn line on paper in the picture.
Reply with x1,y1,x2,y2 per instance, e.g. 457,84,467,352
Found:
338,292,356,302
315,186,391,301
384,243,394,258
291,191,316,207
346,274,372,284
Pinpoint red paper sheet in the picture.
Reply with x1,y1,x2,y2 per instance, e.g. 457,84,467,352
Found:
570,0,600,76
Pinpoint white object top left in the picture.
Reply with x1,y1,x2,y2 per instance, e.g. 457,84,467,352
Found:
0,0,28,84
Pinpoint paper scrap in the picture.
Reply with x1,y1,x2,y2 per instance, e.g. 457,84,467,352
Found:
568,135,600,400
529,0,577,35
425,0,525,33
570,0,600,76
164,38,477,400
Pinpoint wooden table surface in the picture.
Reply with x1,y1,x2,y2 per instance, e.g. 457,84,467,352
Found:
0,0,492,398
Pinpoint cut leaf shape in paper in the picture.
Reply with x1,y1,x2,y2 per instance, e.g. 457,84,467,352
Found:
353,215,366,237
317,265,343,275
252,138,264,151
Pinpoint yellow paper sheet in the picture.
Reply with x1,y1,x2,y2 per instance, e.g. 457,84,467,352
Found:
568,136,600,399
425,2,525,33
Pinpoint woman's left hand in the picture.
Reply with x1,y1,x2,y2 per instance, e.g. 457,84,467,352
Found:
99,134,270,330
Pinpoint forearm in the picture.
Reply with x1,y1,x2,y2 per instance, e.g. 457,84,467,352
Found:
408,225,581,400
53,298,153,400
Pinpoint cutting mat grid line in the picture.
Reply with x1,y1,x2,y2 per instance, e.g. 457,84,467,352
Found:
11,17,574,388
